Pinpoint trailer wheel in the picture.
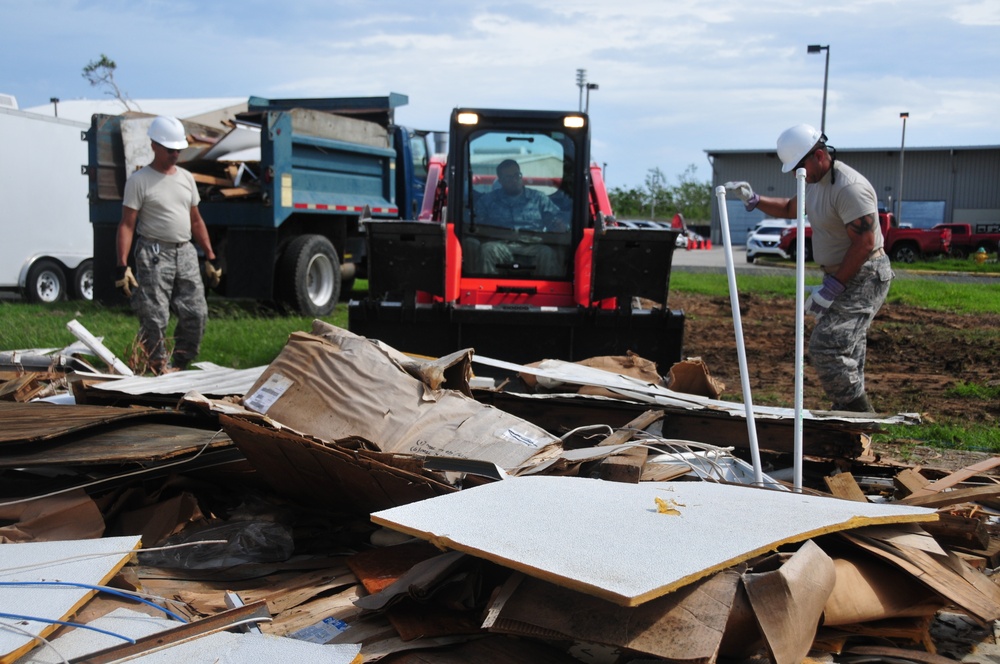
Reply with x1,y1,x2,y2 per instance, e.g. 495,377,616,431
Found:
25,259,67,303
278,235,341,316
72,259,95,301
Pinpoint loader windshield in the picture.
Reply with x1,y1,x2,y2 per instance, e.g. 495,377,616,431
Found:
461,130,575,280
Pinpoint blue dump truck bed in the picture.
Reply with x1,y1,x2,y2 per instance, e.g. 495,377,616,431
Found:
86,94,433,315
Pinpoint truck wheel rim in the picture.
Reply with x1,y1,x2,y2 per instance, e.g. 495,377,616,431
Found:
306,254,335,306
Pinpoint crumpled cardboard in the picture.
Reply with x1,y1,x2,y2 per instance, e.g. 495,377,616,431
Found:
240,321,562,473
666,357,725,399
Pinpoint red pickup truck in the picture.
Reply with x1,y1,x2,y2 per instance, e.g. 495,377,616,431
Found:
932,222,1000,259
777,212,951,264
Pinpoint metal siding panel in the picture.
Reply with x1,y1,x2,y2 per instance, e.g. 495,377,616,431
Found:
709,146,1000,237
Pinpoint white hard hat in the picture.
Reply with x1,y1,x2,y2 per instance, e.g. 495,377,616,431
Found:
147,116,189,150
776,124,823,173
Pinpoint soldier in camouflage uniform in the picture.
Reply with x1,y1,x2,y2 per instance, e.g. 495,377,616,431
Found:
115,117,220,374
725,125,893,413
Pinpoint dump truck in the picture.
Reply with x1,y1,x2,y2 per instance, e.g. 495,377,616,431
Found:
86,94,443,315
348,108,686,373
0,100,94,303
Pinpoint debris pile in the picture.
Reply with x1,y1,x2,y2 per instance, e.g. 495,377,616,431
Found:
1,321,999,663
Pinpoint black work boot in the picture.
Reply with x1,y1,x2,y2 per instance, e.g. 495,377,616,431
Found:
838,392,875,413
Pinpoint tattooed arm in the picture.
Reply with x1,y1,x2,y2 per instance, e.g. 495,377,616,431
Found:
833,213,878,285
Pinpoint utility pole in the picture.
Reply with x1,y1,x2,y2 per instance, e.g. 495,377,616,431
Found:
807,44,830,134
898,112,909,226
576,69,586,112
585,82,599,114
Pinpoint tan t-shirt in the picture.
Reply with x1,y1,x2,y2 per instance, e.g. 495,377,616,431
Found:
805,161,883,267
123,166,201,243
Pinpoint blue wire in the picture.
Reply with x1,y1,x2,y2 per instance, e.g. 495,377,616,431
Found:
0,612,135,643
0,581,188,623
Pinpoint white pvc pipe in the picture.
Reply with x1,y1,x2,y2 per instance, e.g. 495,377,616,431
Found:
714,186,763,486
66,319,134,376
793,168,807,491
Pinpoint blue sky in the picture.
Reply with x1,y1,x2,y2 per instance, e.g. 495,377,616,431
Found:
4,1,998,189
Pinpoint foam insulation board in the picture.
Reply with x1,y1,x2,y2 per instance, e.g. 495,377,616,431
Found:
13,608,362,663
0,535,141,663
371,476,938,607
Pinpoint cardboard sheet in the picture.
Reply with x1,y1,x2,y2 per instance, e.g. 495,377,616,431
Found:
240,322,561,472
371,476,937,607
489,570,739,662
743,540,836,664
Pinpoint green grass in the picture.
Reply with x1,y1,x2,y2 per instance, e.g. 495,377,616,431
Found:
0,298,346,370
873,422,1000,455
669,271,1000,315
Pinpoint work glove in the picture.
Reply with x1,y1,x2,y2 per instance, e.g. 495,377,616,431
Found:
724,181,760,211
203,260,222,288
805,274,845,318
115,265,138,297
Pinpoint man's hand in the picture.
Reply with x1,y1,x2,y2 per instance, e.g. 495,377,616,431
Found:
724,181,760,211
805,274,845,318
203,260,222,288
115,266,138,297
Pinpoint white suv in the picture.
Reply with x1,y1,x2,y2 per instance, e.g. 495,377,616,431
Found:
745,219,796,263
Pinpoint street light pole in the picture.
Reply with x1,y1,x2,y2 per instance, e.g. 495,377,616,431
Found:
576,69,586,112
585,82,599,114
898,112,909,226
807,44,830,134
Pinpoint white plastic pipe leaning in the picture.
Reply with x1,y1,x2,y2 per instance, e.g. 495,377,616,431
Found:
714,186,763,487
793,168,807,491
66,319,134,376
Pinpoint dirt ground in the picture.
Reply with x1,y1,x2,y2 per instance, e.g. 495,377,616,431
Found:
672,291,1000,471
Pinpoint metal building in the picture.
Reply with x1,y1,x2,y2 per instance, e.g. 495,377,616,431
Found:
706,145,1000,245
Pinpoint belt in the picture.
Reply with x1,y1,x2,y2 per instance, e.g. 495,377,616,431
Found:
820,247,886,274
139,236,188,249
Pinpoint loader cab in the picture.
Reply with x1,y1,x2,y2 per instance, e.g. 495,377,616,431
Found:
446,109,590,292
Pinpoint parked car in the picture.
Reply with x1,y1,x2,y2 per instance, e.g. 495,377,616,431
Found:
746,219,796,263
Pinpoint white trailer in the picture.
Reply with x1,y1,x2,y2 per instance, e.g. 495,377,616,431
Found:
0,100,92,302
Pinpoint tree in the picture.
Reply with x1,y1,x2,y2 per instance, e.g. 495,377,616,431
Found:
607,185,646,218
645,167,672,220
607,165,711,223
671,164,712,222
82,54,136,111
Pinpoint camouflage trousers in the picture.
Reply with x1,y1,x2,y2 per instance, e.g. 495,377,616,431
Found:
809,254,894,407
131,236,208,369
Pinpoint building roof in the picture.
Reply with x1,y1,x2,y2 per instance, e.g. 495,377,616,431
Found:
706,144,1000,156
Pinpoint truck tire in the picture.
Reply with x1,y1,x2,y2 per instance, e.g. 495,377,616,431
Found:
949,246,968,260
25,259,67,303
72,259,94,301
789,240,813,263
890,242,919,264
278,234,341,316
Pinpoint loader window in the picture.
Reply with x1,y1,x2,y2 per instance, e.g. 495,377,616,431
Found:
461,130,575,279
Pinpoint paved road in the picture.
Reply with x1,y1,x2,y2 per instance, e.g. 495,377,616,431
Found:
671,245,999,284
